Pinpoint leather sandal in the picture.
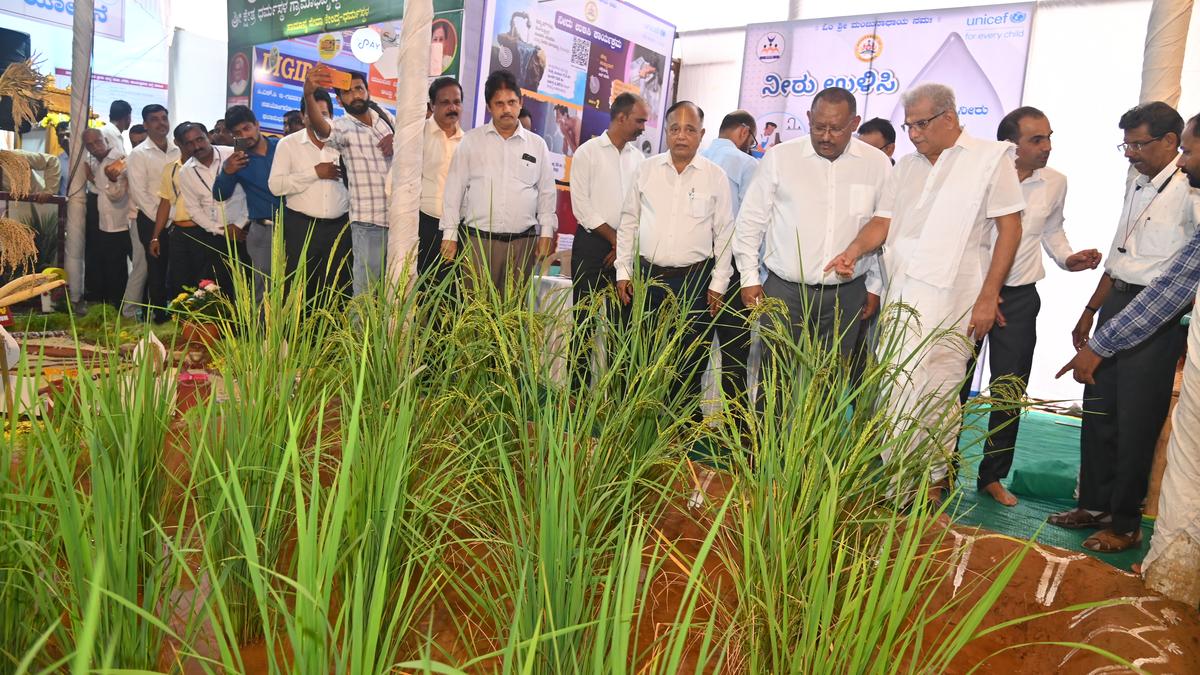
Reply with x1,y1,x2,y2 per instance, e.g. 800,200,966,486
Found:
1047,508,1111,530
1082,528,1143,553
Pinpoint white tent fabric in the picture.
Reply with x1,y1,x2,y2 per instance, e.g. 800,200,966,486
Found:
1140,0,1194,105
386,0,432,289
66,0,94,303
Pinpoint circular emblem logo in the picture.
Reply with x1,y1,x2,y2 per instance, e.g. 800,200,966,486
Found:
1011,10,1028,23
585,1,599,23
350,28,383,64
317,32,343,61
855,34,882,62
757,32,785,63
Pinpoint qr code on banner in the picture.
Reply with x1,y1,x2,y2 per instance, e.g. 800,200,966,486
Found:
570,37,590,69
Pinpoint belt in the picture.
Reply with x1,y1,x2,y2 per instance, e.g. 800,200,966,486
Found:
770,269,856,290
1112,278,1146,293
250,218,274,227
639,257,712,279
172,219,196,228
462,225,536,242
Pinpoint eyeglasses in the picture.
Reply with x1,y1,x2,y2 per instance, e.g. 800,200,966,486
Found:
1117,136,1164,153
810,120,854,137
901,110,946,133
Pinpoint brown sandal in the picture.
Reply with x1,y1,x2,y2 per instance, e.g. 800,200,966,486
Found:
1082,528,1143,553
1047,508,1111,530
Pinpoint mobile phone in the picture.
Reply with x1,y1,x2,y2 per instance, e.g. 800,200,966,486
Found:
327,68,352,91
233,137,255,152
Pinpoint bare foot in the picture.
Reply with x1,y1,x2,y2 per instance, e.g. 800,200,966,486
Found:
982,481,1018,507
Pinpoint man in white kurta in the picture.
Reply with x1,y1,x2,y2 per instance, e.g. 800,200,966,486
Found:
827,83,1024,493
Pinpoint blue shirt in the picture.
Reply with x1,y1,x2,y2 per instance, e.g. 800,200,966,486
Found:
212,136,279,221
701,138,758,216
1091,226,1200,357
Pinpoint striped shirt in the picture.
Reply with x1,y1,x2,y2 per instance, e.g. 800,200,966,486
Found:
321,109,395,227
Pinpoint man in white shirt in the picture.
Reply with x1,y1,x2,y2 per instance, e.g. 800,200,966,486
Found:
417,77,466,286
702,109,759,406
736,88,892,366
568,92,648,389
1047,102,1199,553
123,104,179,323
177,124,250,303
82,128,133,308
615,101,734,419
827,83,1024,498
960,107,1101,507
440,70,557,294
268,88,352,303
100,99,132,155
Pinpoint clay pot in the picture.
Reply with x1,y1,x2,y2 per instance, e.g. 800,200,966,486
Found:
180,321,221,348
175,372,212,416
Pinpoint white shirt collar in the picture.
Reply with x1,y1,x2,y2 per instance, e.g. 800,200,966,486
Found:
426,116,463,141
653,151,702,173
796,136,864,161
1136,156,1181,189
486,120,528,141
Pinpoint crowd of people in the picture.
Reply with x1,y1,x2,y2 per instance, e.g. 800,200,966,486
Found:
39,69,1200,565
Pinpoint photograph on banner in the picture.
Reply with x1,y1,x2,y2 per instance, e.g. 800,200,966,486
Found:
740,3,1033,157
230,11,465,134
226,0,465,48
2,0,169,125
476,0,675,185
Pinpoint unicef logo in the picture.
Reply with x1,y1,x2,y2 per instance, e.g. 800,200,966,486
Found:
757,32,785,63
1011,10,1027,23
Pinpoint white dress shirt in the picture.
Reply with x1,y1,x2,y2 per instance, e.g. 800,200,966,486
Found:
701,137,758,214
267,130,350,220
1104,159,1200,286
570,130,644,232
877,132,1025,292
1004,167,1074,286
615,152,735,293
179,146,249,237
734,136,891,286
85,148,130,233
100,123,130,156
440,122,558,241
126,138,179,220
421,118,464,218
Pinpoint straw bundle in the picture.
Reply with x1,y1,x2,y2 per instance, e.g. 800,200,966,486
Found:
0,59,49,133
0,217,38,274
0,151,33,199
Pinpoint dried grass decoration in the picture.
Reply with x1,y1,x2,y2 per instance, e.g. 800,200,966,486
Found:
0,58,49,133
0,150,33,199
0,217,39,275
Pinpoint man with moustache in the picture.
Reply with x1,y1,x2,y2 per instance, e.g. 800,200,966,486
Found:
826,83,1024,500
124,104,179,322
303,67,396,296
736,88,891,367
1048,102,1200,553
81,127,132,308
213,105,280,301
176,123,250,301
148,123,199,296
614,101,734,419
440,70,557,294
567,92,649,389
1057,113,1200,594
959,106,1102,507
282,110,305,136
416,77,466,284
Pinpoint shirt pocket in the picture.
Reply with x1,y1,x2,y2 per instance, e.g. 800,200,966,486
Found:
848,184,876,222
517,159,540,186
689,193,713,219
1138,216,1184,258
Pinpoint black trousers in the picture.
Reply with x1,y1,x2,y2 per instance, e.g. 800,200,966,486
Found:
417,210,457,287
569,226,616,391
282,207,352,304
167,226,247,306
623,258,717,418
714,272,751,408
1079,284,1187,534
960,283,1041,489
95,227,131,308
136,212,170,322
84,192,101,301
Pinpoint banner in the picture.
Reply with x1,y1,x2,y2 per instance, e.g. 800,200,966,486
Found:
0,0,124,42
228,10,464,133
740,3,1034,156
476,0,675,187
227,0,462,48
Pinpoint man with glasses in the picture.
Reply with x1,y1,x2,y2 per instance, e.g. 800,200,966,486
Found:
826,82,1024,502
615,101,734,421
1047,102,1198,554
735,87,891,370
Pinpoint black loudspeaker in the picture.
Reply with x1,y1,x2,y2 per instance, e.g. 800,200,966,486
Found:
0,27,38,133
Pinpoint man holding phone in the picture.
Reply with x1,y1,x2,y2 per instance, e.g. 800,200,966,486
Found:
212,105,279,303
303,65,396,297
